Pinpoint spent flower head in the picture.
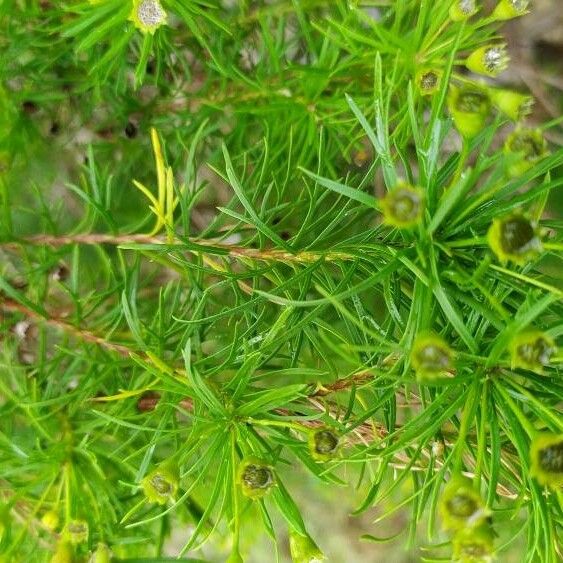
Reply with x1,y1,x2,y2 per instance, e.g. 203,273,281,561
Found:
450,0,479,21
411,333,454,383
308,428,340,462
452,524,495,562
466,44,509,77
448,84,491,138
141,464,179,505
416,68,442,96
530,433,563,488
487,213,542,264
504,128,548,177
510,331,556,373
237,457,276,499
381,183,424,228
489,88,534,121
440,477,489,531
129,0,167,34
492,0,529,21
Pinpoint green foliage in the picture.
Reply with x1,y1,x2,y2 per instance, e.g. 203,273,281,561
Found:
0,1,562,562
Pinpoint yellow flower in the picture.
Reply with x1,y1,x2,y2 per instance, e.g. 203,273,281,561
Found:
411,333,454,383
510,331,556,373
530,433,563,488
129,0,167,35
487,213,542,265
381,183,425,228
466,44,509,77
237,457,275,499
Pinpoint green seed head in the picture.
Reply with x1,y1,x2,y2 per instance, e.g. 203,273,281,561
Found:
488,213,542,265
440,477,488,531
381,184,424,228
309,428,340,461
141,465,179,505
411,334,453,383
448,85,491,138
238,458,275,499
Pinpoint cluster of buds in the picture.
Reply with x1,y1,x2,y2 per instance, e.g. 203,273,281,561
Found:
129,0,168,34
381,183,425,228
237,457,276,499
141,464,179,505
530,433,563,488
289,529,326,563
411,333,454,383
487,212,542,265
308,428,340,462
510,331,557,373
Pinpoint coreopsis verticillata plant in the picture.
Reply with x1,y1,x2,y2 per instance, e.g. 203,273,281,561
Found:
1,1,562,562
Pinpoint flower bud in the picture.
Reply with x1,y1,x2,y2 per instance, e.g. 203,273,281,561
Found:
487,213,542,265
308,428,340,462
489,88,533,121
449,0,479,21
381,183,425,228
504,128,548,177
452,524,495,562
466,44,509,77
510,331,556,373
237,457,275,499
415,68,442,96
65,520,89,545
41,509,60,531
530,433,563,488
129,0,167,35
289,530,326,563
411,334,454,383
89,544,111,563
440,477,488,531
50,540,73,563
492,0,529,21
448,85,491,139
141,464,179,505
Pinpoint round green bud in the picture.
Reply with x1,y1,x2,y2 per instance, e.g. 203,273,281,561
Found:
530,433,563,488
309,428,340,462
449,0,478,21
237,457,276,499
411,334,454,383
492,0,529,21
381,183,425,228
452,524,495,562
440,477,488,531
504,128,548,177
448,85,491,139
510,331,556,373
65,519,89,545
289,530,325,563
487,213,542,265
466,44,509,77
